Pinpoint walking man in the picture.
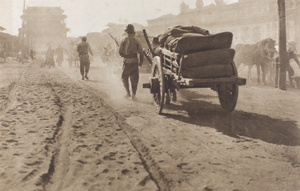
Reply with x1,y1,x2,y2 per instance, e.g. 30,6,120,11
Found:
45,46,55,68
29,49,35,61
286,42,300,88
77,36,93,80
119,24,144,100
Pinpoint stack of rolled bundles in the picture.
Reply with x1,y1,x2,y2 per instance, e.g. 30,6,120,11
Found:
181,49,235,78
151,25,235,79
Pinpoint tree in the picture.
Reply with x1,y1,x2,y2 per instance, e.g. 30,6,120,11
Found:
195,0,204,9
180,1,189,14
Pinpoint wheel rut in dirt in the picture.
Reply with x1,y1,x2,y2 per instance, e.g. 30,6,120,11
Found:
119,123,172,191
61,66,174,191
34,67,159,190
0,64,65,191
38,85,65,190
0,64,28,117
78,84,173,191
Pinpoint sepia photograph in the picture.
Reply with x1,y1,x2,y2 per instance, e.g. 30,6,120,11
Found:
0,0,300,190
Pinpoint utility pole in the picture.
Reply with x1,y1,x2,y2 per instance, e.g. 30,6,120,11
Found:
278,0,288,90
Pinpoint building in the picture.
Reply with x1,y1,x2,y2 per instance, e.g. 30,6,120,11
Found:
18,6,69,52
145,0,300,49
0,32,18,57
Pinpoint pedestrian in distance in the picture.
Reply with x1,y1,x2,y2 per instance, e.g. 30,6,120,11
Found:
56,45,64,67
118,24,144,101
286,42,300,88
29,49,35,61
77,36,93,80
45,46,55,68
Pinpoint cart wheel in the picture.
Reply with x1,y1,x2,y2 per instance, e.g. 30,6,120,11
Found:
218,62,239,111
218,84,238,111
152,56,165,114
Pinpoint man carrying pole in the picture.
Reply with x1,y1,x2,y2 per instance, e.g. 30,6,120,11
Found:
118,24,144,100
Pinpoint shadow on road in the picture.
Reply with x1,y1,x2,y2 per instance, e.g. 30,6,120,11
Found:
163,90,300,146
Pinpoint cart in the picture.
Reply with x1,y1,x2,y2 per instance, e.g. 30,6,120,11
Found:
142,29,246,114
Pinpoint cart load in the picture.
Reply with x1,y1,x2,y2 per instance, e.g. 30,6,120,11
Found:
142,26,246,114
153,25,233,54
152,25,236,79
181,48,235,79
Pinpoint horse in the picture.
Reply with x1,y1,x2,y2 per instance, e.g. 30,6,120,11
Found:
234,38,277,85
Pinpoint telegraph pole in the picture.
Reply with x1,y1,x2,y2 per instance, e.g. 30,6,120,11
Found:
278,0,288,90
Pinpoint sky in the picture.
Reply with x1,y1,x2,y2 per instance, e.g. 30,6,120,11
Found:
0,0,238,37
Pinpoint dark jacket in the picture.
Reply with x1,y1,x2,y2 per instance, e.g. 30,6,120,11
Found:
77,41,93,56
119,34,143,65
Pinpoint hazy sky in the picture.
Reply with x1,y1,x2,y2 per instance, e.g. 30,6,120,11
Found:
0,0,238,37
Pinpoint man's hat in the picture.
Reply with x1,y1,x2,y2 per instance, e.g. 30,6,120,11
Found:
125,24,135,34
82,36,87,41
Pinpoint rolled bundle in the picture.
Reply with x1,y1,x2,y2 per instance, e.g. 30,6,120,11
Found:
158,25,209,45
165,32,233,54
181,64,234,79
181,48,235,68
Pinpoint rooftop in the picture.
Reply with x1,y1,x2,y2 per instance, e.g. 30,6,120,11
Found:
22,6,66,17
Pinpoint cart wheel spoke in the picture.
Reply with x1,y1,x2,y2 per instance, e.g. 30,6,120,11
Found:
152,56,165,114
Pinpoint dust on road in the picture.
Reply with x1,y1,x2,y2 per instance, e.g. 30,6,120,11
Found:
1,59,300,191
0,60,157,191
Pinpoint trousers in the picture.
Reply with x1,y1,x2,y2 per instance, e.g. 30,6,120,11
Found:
121,62,139,95
79,54,90,76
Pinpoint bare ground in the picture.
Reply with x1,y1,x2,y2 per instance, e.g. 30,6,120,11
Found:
0,58,300,191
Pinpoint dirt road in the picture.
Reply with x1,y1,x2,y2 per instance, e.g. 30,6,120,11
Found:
0,58,300,191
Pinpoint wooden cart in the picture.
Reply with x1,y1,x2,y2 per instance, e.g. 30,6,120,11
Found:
142,30,246,114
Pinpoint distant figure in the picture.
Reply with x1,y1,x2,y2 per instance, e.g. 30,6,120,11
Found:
118,24,144,100
45,46,55,68
77,36,93,80
56,45,64,67
287,42,300,68
73,48,79,68
67,42,77,67
286,42,300,88
29,49,35,61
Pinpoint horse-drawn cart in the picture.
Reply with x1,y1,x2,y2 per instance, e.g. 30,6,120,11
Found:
142,27,246,114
